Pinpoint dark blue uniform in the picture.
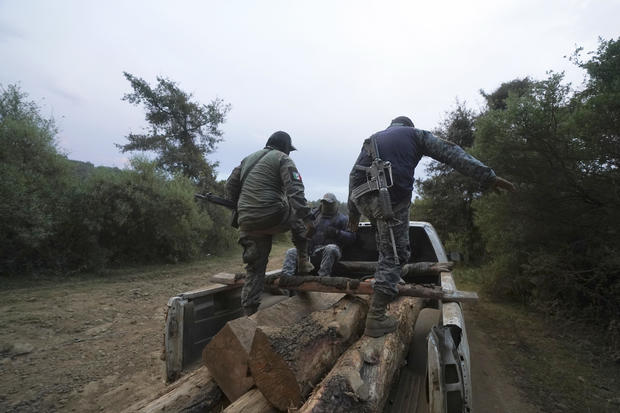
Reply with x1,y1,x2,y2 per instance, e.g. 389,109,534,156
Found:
283,211,355,277
349,125,496,296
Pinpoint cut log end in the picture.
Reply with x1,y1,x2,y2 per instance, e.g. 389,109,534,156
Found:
250,327,302,410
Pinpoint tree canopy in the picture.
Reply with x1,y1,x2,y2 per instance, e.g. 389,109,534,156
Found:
414,37,620,326
118,72,231,187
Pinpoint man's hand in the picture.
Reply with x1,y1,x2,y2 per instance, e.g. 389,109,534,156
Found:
348,215,360,233
305,222,316,239
430,262,454,273
490,176,516,193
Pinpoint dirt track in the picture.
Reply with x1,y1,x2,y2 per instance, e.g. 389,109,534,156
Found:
1,246,541,413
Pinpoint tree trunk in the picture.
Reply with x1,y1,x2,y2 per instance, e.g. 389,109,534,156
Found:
299,297,424,413
203,292,343,402
222,389,276,413
125,366,223,413
249,295,369,411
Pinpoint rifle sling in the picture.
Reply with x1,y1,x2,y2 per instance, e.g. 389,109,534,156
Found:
240,149,271,188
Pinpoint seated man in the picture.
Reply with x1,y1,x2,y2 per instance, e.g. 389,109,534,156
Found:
282,193,355,277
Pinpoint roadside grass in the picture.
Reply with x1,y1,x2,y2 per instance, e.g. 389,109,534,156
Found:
0,240,292,300
454,266,620,413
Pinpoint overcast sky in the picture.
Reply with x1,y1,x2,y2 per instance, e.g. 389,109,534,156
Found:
2,0,619,201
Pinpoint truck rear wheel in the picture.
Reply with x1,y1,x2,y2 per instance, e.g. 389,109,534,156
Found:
427,325,470,413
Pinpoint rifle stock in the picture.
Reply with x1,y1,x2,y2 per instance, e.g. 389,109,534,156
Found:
194,193,239,228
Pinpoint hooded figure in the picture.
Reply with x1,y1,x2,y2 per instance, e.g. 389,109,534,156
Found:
282,193,355,278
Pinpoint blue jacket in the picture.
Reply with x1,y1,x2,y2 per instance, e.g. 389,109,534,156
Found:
309,212,355,252
349,125,496,206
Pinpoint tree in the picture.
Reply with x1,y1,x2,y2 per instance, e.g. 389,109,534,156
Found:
472,39,620,323
480,77,533,111
413,102,485,262
118,72,231,187
0,84,74,273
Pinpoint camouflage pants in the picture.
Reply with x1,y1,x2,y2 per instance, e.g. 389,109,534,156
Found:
353,194,411,297
282,244,342,277
238,209,307,312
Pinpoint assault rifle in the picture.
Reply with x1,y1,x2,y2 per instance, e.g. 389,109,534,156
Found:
350,135,400,264
194,193,238,227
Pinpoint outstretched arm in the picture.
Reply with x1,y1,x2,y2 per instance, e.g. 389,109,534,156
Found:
418,130,496,187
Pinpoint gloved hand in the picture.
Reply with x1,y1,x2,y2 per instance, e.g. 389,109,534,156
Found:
490,176,516,193
325,227,340,238
305,222,316,239
430,262,454,273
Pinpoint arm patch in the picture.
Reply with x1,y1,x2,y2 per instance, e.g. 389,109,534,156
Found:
289,167,303,182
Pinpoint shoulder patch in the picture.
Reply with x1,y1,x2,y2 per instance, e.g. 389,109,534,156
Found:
289,167,302,182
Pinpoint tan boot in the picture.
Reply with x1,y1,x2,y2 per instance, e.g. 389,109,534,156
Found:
364,291,398,337
295,240,315,275
297,249,315,275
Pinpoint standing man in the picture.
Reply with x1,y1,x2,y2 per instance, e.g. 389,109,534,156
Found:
282,193,356,277
226,131,315,316
348,116,515,337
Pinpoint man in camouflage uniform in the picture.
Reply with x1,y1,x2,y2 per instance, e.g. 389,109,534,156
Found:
348,116,515,337
227,131,315,316
282,193,355,277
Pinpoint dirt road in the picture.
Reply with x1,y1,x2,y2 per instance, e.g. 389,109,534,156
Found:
1,247,545,412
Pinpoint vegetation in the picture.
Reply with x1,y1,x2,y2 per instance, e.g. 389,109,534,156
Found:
0,79,235,276
118,72,230,190
415,38,620,333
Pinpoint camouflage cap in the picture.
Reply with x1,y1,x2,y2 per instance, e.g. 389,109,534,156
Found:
321,193,338,203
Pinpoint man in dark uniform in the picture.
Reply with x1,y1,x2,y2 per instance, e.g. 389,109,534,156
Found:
282,193,355,277
348,116,515,337
226,131,315,315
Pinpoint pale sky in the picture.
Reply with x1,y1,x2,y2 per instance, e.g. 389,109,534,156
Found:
1,0,619,201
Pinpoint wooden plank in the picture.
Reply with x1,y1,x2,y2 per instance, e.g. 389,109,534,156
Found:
222,389,276,413
211,269,282,286
124,366,223,413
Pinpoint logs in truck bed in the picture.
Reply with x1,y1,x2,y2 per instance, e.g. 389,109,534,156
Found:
210,273,479,303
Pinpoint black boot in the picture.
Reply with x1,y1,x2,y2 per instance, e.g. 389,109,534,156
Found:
243,303,259,316
364,291,398,337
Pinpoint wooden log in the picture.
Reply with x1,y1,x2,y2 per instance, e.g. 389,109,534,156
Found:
249,295,369,411
124,365,223,413
203,292,343,402
133,293,342,412
222,389,276,413
336,261,454,278
264,275,478,303
299,296,424,413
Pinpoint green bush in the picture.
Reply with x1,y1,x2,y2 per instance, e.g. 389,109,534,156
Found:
0,84,76,274
0,84,237,275
61,158,236,270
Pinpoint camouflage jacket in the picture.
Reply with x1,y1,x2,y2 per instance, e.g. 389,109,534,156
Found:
348,125,496,215
226,147,311,228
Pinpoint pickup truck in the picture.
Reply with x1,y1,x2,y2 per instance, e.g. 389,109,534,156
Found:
163,221,473,413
